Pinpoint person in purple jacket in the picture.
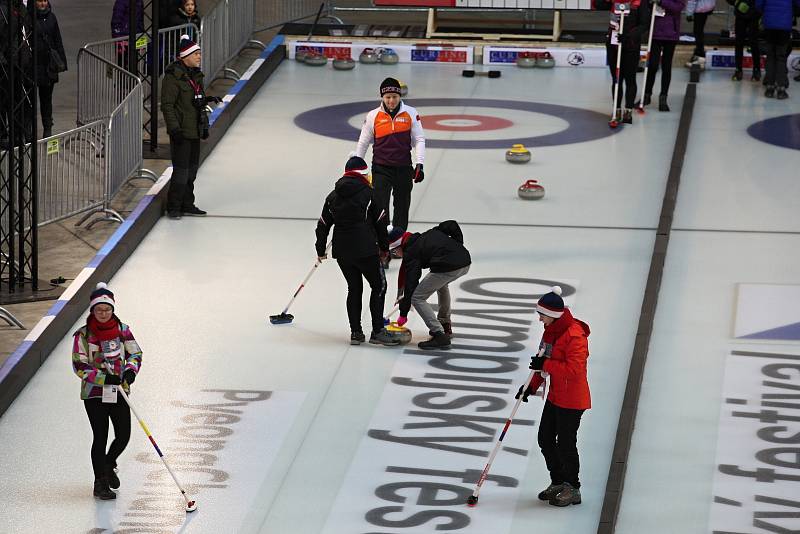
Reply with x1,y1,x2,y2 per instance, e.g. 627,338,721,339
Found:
642,0,687,112
756,0,800,98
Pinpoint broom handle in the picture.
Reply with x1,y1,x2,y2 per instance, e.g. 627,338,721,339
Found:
281,242,332,314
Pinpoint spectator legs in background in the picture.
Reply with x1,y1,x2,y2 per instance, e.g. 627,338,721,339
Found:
692,11,710,60
763,29,790,98
167,137,200,217
38,83,55,138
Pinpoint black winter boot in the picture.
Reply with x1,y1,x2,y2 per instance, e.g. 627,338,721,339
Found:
751,68,761,81
105,464,120,490
658,95,670,112
350,330,365,345
765,85,776,98
538,483,565,501
549,483,581,506
93,478,116,500
418,331,451,350
441,321,453,338
732,69,743,81
642,93,652,106
622,109,633,124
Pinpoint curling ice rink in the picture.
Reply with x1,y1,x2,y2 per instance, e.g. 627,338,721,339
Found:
0,60,799,534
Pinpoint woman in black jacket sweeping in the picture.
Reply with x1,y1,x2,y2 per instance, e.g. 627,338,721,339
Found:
34,0,66,138
315,156,399,347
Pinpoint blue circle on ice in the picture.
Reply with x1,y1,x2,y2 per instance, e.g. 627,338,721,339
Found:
294,98,618,149
747,114,800,152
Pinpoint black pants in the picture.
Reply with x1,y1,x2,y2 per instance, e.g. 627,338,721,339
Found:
538,400,585,488
607,44,639,108
84,396,131,478
645,40,677,96
38,83,55,129
372,164,414,232
763,29,791,89
337,255,387,334
734,16,761,72
692,11,710,57
168,137,200,212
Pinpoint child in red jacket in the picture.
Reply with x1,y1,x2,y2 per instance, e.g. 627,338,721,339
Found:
517,286,591,507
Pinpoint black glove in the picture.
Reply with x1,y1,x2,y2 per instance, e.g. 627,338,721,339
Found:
529,356,545,371
686,14,694,22
169,130,184,144
616,32,626,43
105,373,122,385
201,128,209,140
413,163,424,183
515,385,534,403
123,369,136,385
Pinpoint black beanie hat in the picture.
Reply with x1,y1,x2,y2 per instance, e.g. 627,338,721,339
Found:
380,77,402,97
345,155,369,176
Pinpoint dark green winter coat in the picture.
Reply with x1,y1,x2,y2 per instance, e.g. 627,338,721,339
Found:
160,60,205,140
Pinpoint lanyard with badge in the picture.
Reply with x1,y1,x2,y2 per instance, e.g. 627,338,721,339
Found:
101,338,123,403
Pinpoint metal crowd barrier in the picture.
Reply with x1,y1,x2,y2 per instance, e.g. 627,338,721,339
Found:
75,49,156,228
37,121,108,226
201,0,265,82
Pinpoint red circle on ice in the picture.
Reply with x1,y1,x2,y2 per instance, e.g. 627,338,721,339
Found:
420,114,514,132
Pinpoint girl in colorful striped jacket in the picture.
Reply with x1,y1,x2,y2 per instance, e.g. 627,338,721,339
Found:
72,282,142,501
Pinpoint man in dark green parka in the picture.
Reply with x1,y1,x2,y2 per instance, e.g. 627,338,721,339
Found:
160,34,212,219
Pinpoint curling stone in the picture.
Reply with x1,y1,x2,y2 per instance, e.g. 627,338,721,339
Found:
359,48,378,64
399,80,408,96
295,49,310,62
518,179,545,200
333,57,356,70
536,52,556,68
505,144,531,164
304,53,328,66
379,48,400,65
516,52,537,68
386,322,412,345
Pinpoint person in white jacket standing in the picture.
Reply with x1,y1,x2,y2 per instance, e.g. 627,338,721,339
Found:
355,77,426,267
685,0,717,67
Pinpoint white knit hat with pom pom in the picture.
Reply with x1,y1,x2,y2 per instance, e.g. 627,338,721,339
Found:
89,282,115,311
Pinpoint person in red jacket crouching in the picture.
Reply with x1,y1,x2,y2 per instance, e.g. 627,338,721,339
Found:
516,286,591,507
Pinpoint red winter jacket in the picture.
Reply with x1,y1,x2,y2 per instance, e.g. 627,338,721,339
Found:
530,311,591,410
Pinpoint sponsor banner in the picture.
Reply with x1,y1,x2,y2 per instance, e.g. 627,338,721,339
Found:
376,0,594,8
288,41,474,64
709,348,800,533
88,389,304,533
708,50,800,71
483,46,607,67
734,284,800,342
321,276,580,534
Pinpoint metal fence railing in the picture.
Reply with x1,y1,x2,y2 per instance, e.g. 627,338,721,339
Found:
254,1,343,33
201,0,265,82
74,49,156,228
37,121,108,226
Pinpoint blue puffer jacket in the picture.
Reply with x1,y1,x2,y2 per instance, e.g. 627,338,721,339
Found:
756,0,800,29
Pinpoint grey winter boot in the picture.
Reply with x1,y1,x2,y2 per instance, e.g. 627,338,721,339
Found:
370,328,400,346
549,482,581,507
537,483,565,501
